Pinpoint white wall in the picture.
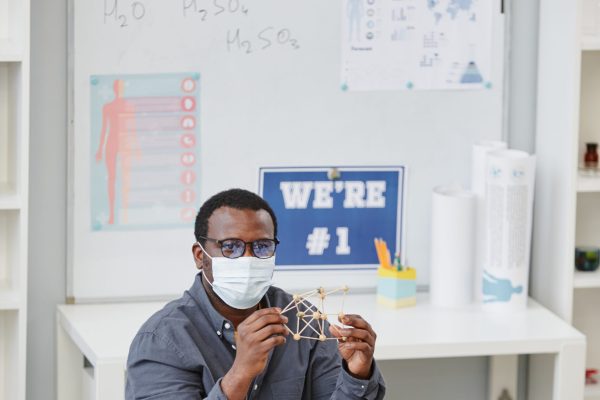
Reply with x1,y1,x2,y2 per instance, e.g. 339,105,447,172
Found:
507,0,539,154
26,0,539,399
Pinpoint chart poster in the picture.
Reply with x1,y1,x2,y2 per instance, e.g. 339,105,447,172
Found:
90,73,201,231
259,167,405,270
341,0,493,91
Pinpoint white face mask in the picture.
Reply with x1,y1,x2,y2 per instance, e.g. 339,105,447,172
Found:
198,242,275,309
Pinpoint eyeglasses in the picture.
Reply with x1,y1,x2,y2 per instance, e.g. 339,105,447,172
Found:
199,236,279,259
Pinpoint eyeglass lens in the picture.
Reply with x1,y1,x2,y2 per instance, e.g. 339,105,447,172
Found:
220,239,276,259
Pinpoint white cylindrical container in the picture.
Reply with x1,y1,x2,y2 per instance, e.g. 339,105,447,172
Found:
471,141,507,303
430,185,476,308
482,149,536,311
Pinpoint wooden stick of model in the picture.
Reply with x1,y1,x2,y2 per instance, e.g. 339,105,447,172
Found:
280,286,349,342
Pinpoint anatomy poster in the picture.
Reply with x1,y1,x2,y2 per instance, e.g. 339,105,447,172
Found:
341,0,493,91
90,73,201,231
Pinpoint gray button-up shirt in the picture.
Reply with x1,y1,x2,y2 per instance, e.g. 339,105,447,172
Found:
126,273,386,399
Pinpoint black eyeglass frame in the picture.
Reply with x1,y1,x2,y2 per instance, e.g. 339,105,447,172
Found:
198,236,280,259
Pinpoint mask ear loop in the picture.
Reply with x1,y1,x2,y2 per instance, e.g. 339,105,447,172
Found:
196,242,215,288
196,241,213,261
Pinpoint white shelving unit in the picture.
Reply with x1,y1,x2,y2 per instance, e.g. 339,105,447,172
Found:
582,35,600,51
578,174,600,192
532,1,600,399
574,270,600,289
587,385,600,398
578,34,600,400
0,0,29,399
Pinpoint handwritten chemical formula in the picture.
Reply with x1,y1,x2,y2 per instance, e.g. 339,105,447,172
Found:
102,0,301,54
104,0,146,28
227,27,300,54
183,0,249,20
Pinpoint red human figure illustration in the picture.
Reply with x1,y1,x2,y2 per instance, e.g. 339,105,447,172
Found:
95,79,140,225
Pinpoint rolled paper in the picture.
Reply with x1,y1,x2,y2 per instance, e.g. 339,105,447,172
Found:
471,141,507,302
482,149,536,310
430,185,476,308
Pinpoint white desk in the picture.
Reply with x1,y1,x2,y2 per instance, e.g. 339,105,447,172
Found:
57,294,586,400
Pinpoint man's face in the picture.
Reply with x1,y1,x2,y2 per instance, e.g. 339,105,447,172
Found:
192,206,275,283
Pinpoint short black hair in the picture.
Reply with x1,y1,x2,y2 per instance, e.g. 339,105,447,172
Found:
194,188,278,244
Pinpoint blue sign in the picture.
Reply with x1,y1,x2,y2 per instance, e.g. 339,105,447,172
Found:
259,167,405,270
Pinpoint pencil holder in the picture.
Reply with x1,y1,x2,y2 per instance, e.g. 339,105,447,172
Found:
373,238,417,308
377,266,417,308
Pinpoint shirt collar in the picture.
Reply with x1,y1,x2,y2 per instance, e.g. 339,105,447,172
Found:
188,272,273,340
189,273,230,338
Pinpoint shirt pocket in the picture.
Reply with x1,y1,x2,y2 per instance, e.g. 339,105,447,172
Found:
268,376,305,400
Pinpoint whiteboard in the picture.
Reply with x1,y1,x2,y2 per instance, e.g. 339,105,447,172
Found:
68,0,507,302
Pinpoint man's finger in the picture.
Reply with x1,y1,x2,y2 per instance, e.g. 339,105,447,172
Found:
242,307,282,326
254,323,289,342
260,335,286,351
329,324,342,338
329,324,353,342
339,341,373,354
334,327,375,346
247,313,288,333
339,314,375,336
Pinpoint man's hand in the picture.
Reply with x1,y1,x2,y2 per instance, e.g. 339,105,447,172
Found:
329,314,376,380
221,307,288,400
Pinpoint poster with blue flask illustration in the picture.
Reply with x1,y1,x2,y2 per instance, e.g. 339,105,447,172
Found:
340,0,494,91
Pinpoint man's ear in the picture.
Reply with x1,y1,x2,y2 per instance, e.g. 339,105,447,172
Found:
192,243,203,270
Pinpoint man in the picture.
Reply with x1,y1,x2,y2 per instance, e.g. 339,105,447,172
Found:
126,189,386,399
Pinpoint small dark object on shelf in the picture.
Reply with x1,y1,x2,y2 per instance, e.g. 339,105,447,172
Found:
586,368,598,385
498,389,513,400
585,142,599,169
575,247,600,272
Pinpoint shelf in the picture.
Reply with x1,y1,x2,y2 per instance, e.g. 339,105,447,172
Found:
574,269,600,289
578,175,600,192
0,211,19,296
0,39,22,62
0,62,21,197
0,290,20,310
0,0,27,398
0,193,20,210
0,0,25,63
0,309,20,399
582,35,600,51
586,384,600,398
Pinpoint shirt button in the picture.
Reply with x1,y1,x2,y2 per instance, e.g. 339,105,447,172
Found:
253,384,258,391
216,330,222,336
224,323,231,329
361,385,365,389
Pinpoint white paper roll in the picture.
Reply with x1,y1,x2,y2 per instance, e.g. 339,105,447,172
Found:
482,149,536,310
430,186,476,308
472,141,508,196
471,141,507,303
